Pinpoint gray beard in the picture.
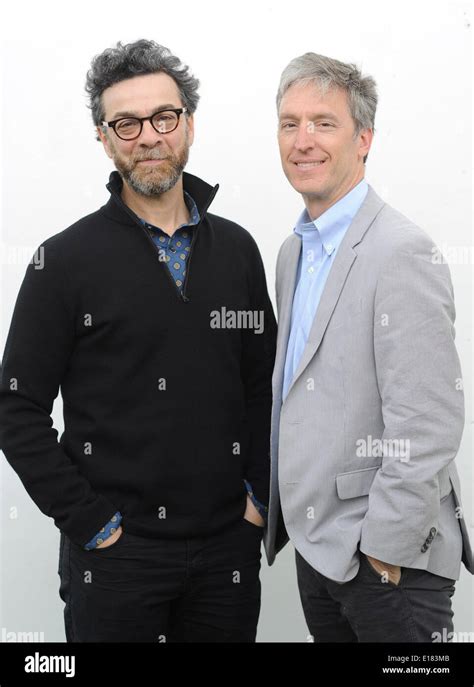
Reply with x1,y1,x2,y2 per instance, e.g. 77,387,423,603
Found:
115,138,190,197
123,152,188,196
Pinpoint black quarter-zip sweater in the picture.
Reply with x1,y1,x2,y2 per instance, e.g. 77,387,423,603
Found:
0,171,277,547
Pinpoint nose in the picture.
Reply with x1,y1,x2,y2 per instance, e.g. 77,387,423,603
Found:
293,121,315,152
137,118,165,146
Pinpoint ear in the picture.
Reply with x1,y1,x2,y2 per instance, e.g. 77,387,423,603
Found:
358,127,373,162
97,125,114,160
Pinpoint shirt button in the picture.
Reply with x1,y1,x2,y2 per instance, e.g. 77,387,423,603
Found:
308,266,314,273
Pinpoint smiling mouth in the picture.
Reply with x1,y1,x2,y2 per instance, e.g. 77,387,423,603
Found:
294,160,326,169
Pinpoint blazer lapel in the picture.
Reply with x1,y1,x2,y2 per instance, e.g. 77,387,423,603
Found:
272,235,301,403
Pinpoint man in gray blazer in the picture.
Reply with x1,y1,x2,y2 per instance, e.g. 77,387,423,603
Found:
265,52,473,642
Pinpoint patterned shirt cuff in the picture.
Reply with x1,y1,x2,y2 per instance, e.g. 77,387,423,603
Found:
84,511,122,550
244,479,268,522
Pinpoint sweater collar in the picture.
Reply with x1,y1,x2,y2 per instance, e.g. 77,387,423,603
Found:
102,170,219,227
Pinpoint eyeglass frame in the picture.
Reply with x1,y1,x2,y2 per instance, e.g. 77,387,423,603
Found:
101,107,188,140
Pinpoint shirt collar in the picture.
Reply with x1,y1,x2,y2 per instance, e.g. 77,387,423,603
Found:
184,191,201,226
294,179,368,256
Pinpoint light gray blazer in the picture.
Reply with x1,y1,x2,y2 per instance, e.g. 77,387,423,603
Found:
264,185,473,583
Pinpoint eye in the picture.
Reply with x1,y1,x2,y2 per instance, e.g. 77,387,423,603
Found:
280,122,297,130
117,119,138,131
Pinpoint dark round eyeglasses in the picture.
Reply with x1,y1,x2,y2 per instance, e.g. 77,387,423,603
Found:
101,107,188,141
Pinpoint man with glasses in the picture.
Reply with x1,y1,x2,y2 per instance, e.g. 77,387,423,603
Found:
0,39,276,642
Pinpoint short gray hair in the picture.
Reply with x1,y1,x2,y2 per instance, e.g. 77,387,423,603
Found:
85,39,200,140
276,52,377,139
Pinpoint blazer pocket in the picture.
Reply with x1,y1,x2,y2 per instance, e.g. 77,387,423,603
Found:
336,465,380,500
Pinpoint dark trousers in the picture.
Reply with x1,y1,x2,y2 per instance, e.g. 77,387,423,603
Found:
295,548,456,642
58,519,263,642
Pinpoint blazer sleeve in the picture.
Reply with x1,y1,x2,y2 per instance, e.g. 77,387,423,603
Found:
359,231,465,565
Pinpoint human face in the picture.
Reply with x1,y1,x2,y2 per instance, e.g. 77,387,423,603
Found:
98,72,194,196
278,82,372,215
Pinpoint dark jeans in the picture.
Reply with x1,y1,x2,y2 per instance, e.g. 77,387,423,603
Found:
295,548,456,642
58,518,263,642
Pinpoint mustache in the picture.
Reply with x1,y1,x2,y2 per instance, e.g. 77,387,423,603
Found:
133,150,170,163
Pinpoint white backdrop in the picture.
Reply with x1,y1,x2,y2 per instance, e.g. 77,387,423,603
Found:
0,0,472,642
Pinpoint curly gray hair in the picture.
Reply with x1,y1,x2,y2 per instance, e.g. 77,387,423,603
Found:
85,39,200,140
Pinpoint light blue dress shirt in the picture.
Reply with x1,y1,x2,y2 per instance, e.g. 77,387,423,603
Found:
282,180,368,401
